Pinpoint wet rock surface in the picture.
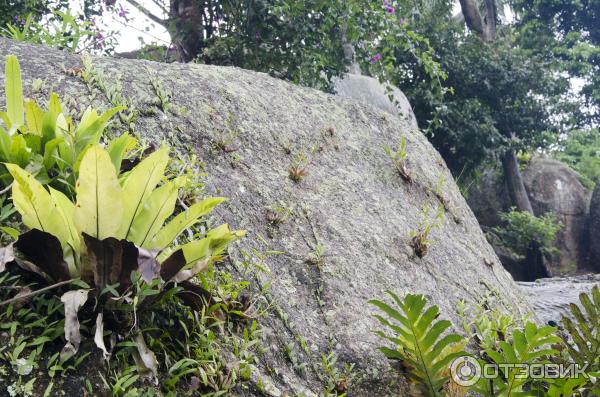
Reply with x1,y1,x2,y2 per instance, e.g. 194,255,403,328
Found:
518,274,600,325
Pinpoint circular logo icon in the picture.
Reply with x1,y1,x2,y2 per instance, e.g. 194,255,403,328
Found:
450,356,481,387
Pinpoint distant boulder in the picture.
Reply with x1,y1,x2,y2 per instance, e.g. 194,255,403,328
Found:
468,156,592,276
524,157,591,274
588,184,600,271
333,73,418,128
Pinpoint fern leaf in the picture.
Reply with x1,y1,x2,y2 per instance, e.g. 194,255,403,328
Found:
370,292,466,397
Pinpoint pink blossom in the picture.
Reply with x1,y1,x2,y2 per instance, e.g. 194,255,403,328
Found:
370,53,382,64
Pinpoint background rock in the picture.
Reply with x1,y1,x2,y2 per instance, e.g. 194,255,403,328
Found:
333,73,418,129
468,156,592,276
589,184,600,271
0,38,531,396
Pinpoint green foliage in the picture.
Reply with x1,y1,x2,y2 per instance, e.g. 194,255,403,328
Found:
6,144,243,278
409,204,445,258
369,291,466,397
162,0,443,92
562,285,600,373
2,10,109,54
0,0,61,31
0,55,125,196
493,209,563,258
512,0,600,125
383,136,411,182
472,322,561,395
374,287,600,396
553,129,600,189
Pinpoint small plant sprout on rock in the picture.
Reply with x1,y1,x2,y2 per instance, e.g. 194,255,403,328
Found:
265,203,292,238
384,135,411,182
306,243,326,267
289,152,309,183
409,204,445,258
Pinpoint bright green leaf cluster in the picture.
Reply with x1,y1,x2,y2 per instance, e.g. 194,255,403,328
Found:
7,144,243,277
0,55,126,195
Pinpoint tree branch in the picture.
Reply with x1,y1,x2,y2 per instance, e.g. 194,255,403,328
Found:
125,0,168,27
149,0,169,15
0,279,74,307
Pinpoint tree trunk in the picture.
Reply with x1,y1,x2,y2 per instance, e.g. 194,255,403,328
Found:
501,150,534,213
168,0,207,62
458,0,535,215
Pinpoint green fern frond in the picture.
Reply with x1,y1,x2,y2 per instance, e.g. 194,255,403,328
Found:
473,321,561,395
369,291,466,397
562,285,600,371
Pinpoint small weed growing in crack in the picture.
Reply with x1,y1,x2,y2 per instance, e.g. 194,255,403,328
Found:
321,352,354,397
289,153,309,183
383,136,411,182
306,243,326,267
265,204,292,238
209,113,240,154
148,70,172,113
409,204,445,258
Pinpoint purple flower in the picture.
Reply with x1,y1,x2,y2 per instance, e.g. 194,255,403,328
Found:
370,53,382,64
383,0,390,5
399,18,406,25
386,6,396,14
118,4,126,18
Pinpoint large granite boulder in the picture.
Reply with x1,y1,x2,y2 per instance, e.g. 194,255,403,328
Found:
524,157,591,274
589,184,600,270
0,38,530,396
468,156,591,276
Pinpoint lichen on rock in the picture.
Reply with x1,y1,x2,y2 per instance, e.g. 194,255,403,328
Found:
0,38,531,396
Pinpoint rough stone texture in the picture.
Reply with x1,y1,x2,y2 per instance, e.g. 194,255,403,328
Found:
468,156,592,276
589,184,600,271
0,39,532,396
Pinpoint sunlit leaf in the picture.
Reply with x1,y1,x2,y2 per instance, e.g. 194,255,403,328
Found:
74,145,123,239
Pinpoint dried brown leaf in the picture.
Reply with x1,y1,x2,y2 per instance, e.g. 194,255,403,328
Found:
159,248,186,282
173,258,210,283
0,244,15,273
94,312,109,359
60,289,89,361
137,248,160,283
134,332,158,378
82,234,138,292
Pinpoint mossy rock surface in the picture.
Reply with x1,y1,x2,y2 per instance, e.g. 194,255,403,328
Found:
0,38,531,396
